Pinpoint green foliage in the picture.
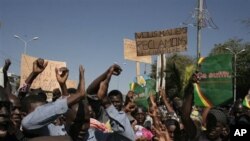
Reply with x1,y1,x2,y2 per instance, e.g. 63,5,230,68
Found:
148,38,250,100
209,38,245,56
149,59,157,80
209,38,250,99
165,53,195,98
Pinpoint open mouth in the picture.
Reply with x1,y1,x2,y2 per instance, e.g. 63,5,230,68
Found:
0,121,8,130
0,121,8,137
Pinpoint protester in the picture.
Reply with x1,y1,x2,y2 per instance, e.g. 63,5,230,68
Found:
3,57,249,141
2,59,22,130
181,73,230,141
85,64,135,141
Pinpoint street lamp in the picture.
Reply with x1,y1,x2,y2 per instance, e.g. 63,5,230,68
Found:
225,47,245,102
14,35,39,54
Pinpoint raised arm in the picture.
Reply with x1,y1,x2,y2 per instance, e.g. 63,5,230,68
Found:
76,65,90,128
158,87,175,113
18,58,48,100
22,66,86,131
25,58,48,86
149,92,161,129
180,73,198,139
97,68,135,140
55,67,69,97
86,64,121,95
3,59,12,94
149,92,170,141
66,65,86,107
96,68,112,108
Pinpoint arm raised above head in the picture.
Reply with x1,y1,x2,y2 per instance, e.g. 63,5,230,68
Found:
180,73,199,139
66,65,86,107
18,58,48,100
3,59,12,94
55,67,69,97
86,64,122,95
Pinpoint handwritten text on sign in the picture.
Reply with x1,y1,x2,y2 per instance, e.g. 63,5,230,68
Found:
20,54,66,92
124,38,152,64
135,27,187,56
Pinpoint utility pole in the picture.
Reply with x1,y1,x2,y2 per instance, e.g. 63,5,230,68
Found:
182,0,218,67
225,48,245,102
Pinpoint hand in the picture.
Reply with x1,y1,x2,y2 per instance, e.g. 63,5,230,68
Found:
149,93,159,117
191,71,200,83
109,64,122,76
3,59,11,73
152,126,170,141
55,67,69,85
149,93,157,109
77,65,85,97
33,58,48,74
124,102,137,113
126,91,135,102
131,120,137,131
158,87,166,99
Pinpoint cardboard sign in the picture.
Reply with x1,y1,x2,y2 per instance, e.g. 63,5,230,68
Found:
135,27,188,56
66,80,77,89
20,54,66,92
124,38,152,64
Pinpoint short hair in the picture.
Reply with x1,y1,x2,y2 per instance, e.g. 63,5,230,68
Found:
206,108,227,129
164,118,180,129
131,106,146,117
108,89,123,100
30,88,47,101
52,88,61,102
164,118,181,141
67,88,77,94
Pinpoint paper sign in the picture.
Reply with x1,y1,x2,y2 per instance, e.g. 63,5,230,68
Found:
20,54,66,92
124,39,152,64
135,27,188,56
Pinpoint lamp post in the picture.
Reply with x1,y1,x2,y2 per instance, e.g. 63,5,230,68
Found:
14,35,39,54
225,47,245,102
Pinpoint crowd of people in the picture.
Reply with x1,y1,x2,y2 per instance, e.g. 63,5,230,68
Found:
0,58,249,141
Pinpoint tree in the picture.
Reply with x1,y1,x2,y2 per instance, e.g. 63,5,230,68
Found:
164,53,195,98
149,59,157,80
209,38,250,99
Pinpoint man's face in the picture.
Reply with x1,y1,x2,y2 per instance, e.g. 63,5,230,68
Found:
9,96,22,128
0,101,11,138
135,108,146,125
109,95,123,111
167,125,177,141
206,121,223,140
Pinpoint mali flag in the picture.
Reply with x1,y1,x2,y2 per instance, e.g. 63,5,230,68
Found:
193,54,233,107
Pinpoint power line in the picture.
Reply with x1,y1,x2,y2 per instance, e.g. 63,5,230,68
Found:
182,0,218,29
181,0,218,66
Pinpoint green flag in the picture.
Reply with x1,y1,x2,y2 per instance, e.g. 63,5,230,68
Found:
129,76,156,110
194,54,233,107
129,82,144,94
